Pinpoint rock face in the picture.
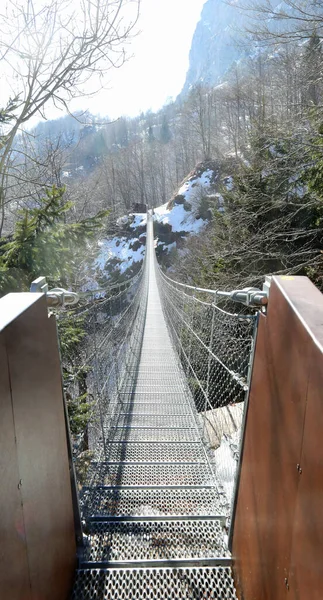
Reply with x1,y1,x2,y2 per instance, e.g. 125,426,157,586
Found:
153,159,232,268
94,213,147,285
180,0,245,96
181,0,285,96
154,161,218,253
90,160,233,286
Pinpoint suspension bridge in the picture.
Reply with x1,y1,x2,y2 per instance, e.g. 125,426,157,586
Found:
1,212,323,600
71,214,251,598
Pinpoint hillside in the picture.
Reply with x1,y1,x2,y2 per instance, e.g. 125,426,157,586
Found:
154,161,219,260
180,0,285,97
92,214,147,285
92,160,234,283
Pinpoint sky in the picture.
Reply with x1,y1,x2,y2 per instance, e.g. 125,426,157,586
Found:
67,0,206,120
0,0,205,126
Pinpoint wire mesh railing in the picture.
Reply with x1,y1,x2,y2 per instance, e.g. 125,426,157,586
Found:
155,263,258,509
57,259,148,480
54,214,259,522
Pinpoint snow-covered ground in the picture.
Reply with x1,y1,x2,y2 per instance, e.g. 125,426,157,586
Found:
213,430,241,507
154,202,206,234
130,213,147,229
153,165,219,253
176,167,215,203
96,237,145,274
94,213,147,281
90,162,227,282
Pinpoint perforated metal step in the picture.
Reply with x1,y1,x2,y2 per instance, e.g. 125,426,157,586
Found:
108,413,197,429
85,463,215,487
72,567,238,599
84,520,229,562
135,363,180,368
108,398,194,413
102,442,206,463
80,487,224,519
102,427,199,443
108,403,193,416
126,369,184,377
127,389,188,397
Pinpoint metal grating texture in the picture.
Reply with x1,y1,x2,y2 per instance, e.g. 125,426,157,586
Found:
100,427,199,442
107,403,193,416
80,488,226,519
58,258,148,458
85,463,215,487
101,442,207,463
71,215,237,598
84,520,229,561
155,233,258,513
72,567,238,599
107,413,197,429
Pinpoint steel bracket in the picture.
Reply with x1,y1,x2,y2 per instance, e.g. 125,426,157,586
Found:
30,277,79,307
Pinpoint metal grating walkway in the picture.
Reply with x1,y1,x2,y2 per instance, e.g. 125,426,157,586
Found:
72,218,238,599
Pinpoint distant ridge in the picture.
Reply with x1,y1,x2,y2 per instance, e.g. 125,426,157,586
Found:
179,0,244,97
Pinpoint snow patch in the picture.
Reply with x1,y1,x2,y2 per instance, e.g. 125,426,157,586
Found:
96,236,145,274
116,212,147,229
213,430,240,506
153,165,222,260
224,176,233,191
166,241,176,252
116,215,130,227
214,192,224,212
81,277,100,292
130,213,147,229
175,168,215,208
154,202,206,233
95,213,147,278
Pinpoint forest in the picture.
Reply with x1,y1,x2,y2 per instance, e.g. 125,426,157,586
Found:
1,0,323,297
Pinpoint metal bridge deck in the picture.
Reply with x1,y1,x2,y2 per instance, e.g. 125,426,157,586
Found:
72,219,238,599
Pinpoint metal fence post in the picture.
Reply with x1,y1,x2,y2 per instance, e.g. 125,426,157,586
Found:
186,293,196,380
206,304,216,409
228,312,259,551
92,301,107,457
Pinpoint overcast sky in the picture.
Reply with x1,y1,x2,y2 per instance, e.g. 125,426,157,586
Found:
68,0,205,120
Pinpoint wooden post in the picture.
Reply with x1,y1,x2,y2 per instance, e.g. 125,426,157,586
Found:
0,293,76,600
232,276,323,600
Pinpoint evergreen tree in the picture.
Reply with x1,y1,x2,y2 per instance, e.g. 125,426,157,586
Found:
147,125,155,143
0,185,109,450
160,114,171,144
0,185,109,295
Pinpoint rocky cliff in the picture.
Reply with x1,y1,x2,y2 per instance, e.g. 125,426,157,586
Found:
180,0,245,96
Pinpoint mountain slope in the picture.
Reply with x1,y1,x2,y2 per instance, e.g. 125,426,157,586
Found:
87,159,234,286
180,0,245,96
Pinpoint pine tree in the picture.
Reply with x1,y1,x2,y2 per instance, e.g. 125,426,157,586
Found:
160,114,171,144
0,185,109,449
0,185,109,295
147,125,155,143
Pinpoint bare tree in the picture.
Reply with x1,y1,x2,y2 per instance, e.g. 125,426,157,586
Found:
0,0,140,233
244,0,323,43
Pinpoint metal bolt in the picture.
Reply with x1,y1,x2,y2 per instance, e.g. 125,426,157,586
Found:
297,464,302,474
17,479,22,490
284,577,289,590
